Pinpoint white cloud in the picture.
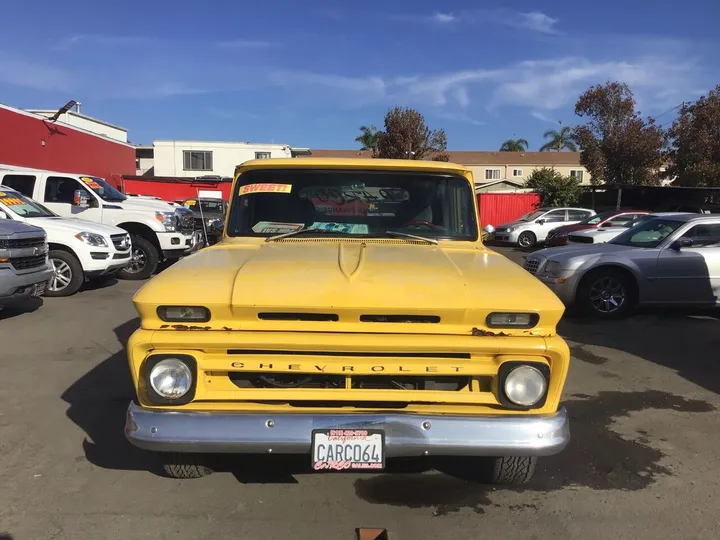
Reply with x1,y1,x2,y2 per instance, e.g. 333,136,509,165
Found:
531,111,554,122
55,35,154,50
433,13,456,23
432,112,486,126
405,9,559,33
516,12,558,34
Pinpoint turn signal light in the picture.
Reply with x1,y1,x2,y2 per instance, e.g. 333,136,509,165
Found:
157,306,211,322
486,312,539,328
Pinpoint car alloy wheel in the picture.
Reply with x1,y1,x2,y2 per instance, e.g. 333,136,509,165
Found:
127,246,147,274
589,276,626,314
517,232,536,248
50,258,73,292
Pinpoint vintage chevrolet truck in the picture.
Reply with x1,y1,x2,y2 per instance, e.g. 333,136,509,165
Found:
125,158,571,484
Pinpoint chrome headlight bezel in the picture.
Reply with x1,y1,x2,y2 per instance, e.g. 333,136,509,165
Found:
486,312,539,329
155,211,177,232
498,361,550,410
544,260,562,275
75,231,108,247
144,354,197,405
157,305,211,323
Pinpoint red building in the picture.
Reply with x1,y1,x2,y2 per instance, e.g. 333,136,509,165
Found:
0,103,136,186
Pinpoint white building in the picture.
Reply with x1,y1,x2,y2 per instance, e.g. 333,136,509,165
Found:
24,105,128,143
138,140,310,178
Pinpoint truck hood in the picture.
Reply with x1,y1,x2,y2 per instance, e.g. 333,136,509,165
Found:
24,217,125,236
114,197,178,212
133,241,565,336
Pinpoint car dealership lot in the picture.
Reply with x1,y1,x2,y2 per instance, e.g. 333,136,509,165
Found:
1,266,719,540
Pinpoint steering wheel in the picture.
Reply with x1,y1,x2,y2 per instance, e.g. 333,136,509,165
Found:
403,219,441,231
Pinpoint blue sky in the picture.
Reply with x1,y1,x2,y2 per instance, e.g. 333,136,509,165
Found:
1,0,718,150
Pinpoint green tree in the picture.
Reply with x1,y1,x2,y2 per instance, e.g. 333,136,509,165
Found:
526,167,583,207
499,138,529,152
355,125,379,151
375,107,448,160
539,124,577,151
573,82,666,186
665,85,720,187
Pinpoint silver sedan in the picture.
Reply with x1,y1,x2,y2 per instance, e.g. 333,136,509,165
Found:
523,214,720,318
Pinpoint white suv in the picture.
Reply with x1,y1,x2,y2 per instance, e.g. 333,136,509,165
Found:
492,207,596,248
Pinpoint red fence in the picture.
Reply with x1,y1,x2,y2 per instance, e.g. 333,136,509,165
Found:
477,192,540,227
120,176,233,202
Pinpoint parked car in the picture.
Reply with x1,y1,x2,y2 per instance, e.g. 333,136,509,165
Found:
0,220,52,310
0,165,201,280
493,207,596,248
545,210,648,247
524,214,720,318
0,187,132,296
180,197,227,245
567,212,688,245
125,158,572,485
661,204,720,214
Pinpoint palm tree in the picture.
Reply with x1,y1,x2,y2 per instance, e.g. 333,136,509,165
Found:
539,125,578,152
355,125,379,151
499,138,529,152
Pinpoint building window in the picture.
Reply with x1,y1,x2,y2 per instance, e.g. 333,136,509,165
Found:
512,168,523,177
255,152,271,160
183,151,213,171
570,170,584,182
485,169,501,180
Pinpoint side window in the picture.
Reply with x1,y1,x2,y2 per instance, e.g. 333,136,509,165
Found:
1,174,36,197
684,224,720,248
607,214,635,226
45,176,87,204
567,209,588,221
543,210,566,223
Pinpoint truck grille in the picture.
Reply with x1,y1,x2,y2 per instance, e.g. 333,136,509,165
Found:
10,255,47,271
569,235,593,243
524,258,540,274
110,233,130,250
176,213,195,234
0,236,45,249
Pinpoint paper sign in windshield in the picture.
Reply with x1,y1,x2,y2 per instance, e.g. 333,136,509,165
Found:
0,196,24,206
252,221,304,234
239,183,292,196
309,222,369,234
80,176,101,189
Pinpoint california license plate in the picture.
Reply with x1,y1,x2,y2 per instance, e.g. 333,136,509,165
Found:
311,429,385,471
31,282,46,297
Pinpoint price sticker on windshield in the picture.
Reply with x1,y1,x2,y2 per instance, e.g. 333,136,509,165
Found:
0,196,24,206
239,183,292,196
80,176,101,189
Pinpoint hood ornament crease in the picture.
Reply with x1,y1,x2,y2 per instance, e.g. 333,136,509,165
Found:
338,241,366,281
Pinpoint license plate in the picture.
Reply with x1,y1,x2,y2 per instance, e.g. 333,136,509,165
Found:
311,429,385,471
31,282,46,297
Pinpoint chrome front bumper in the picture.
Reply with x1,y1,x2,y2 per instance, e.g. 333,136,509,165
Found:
125,403,570,457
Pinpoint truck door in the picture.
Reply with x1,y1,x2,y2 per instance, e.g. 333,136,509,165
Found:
42,176,103,222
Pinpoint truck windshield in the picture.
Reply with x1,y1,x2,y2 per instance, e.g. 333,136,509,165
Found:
79,176,127,202
0,190,56,218
226,169,478,240
609,218,685,248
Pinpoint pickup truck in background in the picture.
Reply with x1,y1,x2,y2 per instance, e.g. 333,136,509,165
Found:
0,220,52,310
0,187,132,297
0,165,201,280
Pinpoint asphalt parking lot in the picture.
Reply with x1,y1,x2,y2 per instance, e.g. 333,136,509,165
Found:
1,247,719,540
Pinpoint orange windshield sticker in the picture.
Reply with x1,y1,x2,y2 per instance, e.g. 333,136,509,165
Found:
80,176,101,189
0,196,24,206
239,183,292,196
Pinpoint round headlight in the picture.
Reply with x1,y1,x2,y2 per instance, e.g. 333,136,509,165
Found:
504,365,547,407
149,359,192,399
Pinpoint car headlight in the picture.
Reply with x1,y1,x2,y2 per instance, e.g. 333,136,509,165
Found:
502,363,548,407
75,232,108,247
486,312,539,328
155,211,177,232
157,305,211,322
544,260,561,275
505,226,516,232
150,359,193,399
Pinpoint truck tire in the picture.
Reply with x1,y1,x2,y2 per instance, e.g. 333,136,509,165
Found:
118,235,159,280
46,250,84,297
486,456,537,485
160,453,213,479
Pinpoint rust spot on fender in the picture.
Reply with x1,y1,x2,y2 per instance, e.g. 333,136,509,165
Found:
471,327,509,337
169,324,212,331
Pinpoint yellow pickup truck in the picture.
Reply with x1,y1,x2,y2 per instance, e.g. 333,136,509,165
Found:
125,158,571,484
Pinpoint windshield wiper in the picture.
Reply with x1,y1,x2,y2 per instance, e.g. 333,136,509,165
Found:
383,230,439,244
265,228,354,242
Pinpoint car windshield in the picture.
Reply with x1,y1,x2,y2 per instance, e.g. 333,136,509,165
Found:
226,169,478,240
582,211,616,225
623,214,653,228
609,218,685,248
0,190,56,218
518,210,546,222
79,176,127,202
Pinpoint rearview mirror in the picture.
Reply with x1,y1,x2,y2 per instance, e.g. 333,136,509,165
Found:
536,219,545,225
72,190,89,208
483,224,495,234
671,237,694,250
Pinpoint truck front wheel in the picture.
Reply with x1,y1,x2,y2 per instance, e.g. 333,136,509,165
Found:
450,455,537,485
159,453,213,479
118,235,159,280
46,250,84,297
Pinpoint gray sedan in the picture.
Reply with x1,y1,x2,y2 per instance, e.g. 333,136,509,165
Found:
523,214,720,318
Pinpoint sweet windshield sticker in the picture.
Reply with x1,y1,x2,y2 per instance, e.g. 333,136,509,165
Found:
80,176,101,189
309,222,369,235
252,221,304,234
239,183,292,196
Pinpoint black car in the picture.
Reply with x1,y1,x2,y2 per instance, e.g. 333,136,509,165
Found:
180,198,227,245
